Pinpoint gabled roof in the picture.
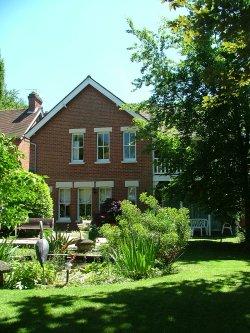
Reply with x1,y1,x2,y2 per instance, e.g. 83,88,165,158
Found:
0,108,41,138
26,76,145,138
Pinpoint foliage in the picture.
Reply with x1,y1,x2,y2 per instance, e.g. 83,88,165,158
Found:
0,238,17,261
45,231,76,254
0,56,26,110
0,169,53,228
0,133,53,228
83,262,128,285
127,0,250,241
92,199,121,227
112,234,158,279
0,133,21,174
5,260,56,289
101,194,190,278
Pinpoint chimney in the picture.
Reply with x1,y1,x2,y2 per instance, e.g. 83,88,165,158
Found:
28,91,42,112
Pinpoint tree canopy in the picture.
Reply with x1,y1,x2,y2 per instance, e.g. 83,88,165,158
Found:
0,56,26,110
127,0,250,241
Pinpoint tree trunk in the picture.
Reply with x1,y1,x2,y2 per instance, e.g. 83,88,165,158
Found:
242,128,250,246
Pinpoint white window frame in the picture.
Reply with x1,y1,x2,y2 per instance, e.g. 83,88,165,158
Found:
69,129,85,164
58,188,71,222
121,127,136,163
127,186,137,204
77,188,92,221
99,187,112,209
95,130,111,163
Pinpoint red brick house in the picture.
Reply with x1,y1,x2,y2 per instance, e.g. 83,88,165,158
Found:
25,76,158,223
0,92,43,170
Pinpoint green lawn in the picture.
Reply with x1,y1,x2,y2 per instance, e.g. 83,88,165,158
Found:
0,238,249,332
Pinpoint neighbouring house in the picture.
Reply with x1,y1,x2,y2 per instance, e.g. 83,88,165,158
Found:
25,76,162,224
0,92,44,170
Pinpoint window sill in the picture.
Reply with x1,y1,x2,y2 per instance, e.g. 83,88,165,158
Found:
122,160,137,164
69,161,85,165
94,161,111,164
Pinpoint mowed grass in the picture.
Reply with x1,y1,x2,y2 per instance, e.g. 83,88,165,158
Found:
0,237,249,333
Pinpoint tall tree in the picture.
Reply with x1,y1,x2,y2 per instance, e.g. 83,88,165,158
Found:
127,0,250,242
0,56,26,110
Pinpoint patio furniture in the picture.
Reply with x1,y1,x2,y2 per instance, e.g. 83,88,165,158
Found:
190,218,209,237
15,218,54,236
221,223,233,236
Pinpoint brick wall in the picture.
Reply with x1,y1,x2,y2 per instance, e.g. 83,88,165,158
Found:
17,138,30,170
31,85,153,222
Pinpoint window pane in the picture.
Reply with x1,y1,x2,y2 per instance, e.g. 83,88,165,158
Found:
79,147,84,160
103,133,109,146
72,134,84,161
79,189,91,203
100,187,112,205
78,135,83,147
103,146,109,159
79,204,86,217
60,204,65,217
98,147,104,159
129,146,135,159
106,188,112,198
130,133,135,145
98,133,104,146
73,147,79,160
128,187,136,203
124,132,130,145
60,189,70,203
124,146,130,159
65,204,70,217
73,134,78,145
86,204,92,216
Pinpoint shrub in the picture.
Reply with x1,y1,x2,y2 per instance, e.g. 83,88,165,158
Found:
92,199,121,228
0,238,17,261
101,193,190,279
0,169,53,229
5,260,56,289
45,231,76,254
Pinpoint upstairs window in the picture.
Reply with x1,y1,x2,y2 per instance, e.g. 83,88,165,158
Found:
122,129,136,162
95,128,112,163
69,129,85,163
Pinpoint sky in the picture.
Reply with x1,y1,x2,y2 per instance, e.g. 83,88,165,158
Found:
0,0,176,111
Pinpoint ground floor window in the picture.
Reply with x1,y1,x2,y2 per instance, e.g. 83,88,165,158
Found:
127,186,137,204
59,188,71,221
78,188,92,219
99,187,112,209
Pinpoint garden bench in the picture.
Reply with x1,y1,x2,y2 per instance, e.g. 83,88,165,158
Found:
190,218,209,237
15,218,54,236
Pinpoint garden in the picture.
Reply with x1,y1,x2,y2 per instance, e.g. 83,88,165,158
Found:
0,193,191,289
0,237,249,332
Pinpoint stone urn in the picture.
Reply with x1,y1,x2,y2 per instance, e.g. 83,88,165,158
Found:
75,239,94,253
